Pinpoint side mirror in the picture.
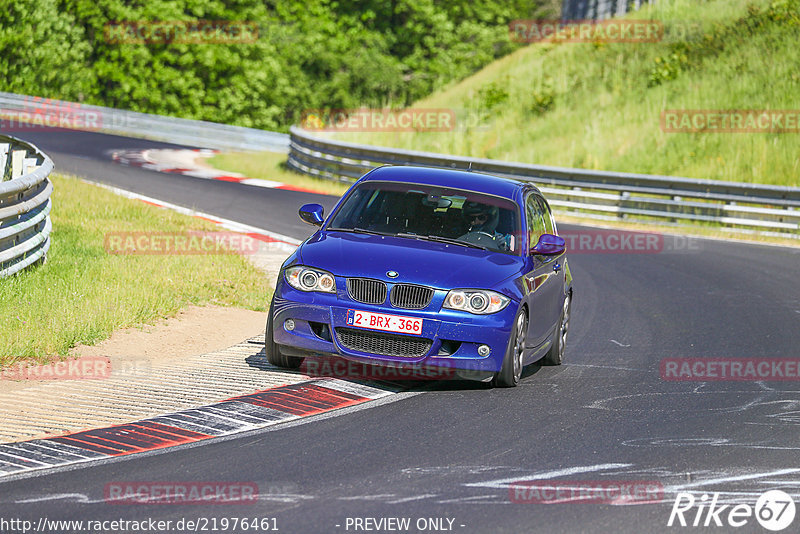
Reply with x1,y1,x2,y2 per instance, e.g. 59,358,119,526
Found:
532,233,566,255
299,203,324,226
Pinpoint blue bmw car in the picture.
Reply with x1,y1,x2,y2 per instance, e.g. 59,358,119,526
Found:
266,165,572,387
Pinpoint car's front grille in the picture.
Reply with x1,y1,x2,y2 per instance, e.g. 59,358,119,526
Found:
335,328,432,358
390,284,434,309
347,278,387,305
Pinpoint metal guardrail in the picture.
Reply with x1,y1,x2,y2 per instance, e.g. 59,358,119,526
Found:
0,92,289,152
561,0,654,21
0,135,53,277
287,126,800,236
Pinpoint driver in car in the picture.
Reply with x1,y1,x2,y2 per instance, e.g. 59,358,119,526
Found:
460,202,513,251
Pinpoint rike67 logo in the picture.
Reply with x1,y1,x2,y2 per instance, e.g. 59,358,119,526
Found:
668,490,796,531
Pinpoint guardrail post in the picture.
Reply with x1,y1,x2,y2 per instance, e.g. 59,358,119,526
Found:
24,157,38,175
10,150,25,179
0,143,8,181
619,191,630,220
672,195,682,223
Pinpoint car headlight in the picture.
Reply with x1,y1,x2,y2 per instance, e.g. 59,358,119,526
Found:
285,266,336,293
443,289,510,314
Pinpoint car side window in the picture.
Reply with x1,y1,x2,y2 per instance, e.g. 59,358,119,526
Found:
536,196,555,235
525,194,546,249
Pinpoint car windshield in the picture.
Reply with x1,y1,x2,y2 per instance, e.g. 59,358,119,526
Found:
327,181,521,255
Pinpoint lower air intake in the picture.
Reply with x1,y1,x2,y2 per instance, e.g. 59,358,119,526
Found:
335,328,432,358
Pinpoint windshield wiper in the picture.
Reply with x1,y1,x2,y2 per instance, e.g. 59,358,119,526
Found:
394,232,425,240
327,227,393,236
425,235,490,250
396,233,489,250
331,229,489,250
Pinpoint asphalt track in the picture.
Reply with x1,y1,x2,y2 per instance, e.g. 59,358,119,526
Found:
2,127,800,533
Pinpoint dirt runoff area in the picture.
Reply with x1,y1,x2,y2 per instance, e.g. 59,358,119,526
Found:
0,306,266,396
70,305,265,364
0,245,290,396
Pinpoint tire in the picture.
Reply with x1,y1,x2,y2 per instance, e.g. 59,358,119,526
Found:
492,307,528,387
265,297,304,369
542,291,571,366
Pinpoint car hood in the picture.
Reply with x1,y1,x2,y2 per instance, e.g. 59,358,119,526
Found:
298,231,525,289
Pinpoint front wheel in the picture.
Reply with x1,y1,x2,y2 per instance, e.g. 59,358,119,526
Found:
265,297,304,369
492,307,528,387
542,292,571,366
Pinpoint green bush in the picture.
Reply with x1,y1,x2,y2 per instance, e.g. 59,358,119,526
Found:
477,82,510,111
0,0,559,131
648,0,800,87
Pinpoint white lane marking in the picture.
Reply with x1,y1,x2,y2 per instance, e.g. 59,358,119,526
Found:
436,495,501,504
622,436,800,450
567,363,642,372
463,463,632,489
338,494,397,501
314,378,397,399
668,468,800,491
386,494,439,504
182,169,232,179
610,339,631,347
2,442,95,461
81,180,301,250
0,451,50,467
15,493,97,504
256,493,315,503
240,178,285,188
401,466,511,476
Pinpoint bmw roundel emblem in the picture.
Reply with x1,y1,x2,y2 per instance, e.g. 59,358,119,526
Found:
387,270,399,278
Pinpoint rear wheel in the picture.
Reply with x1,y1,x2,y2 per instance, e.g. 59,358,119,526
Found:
265,298,304,369
542,292,571,366
492,308,527,387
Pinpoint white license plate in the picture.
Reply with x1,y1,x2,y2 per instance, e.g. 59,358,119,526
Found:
346,309,423,335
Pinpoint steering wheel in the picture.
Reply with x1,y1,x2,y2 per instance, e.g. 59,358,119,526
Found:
458,231,500,248
471,231,495,239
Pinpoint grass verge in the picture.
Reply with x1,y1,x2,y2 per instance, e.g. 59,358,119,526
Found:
328,0,800,187
0,174,270,366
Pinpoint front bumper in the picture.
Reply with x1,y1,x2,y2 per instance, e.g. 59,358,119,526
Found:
271,284,517,377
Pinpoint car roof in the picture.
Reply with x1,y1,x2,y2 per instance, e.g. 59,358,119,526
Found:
360,165,538,200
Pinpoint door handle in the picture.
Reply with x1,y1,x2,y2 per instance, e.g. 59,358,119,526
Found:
553,262,561,273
